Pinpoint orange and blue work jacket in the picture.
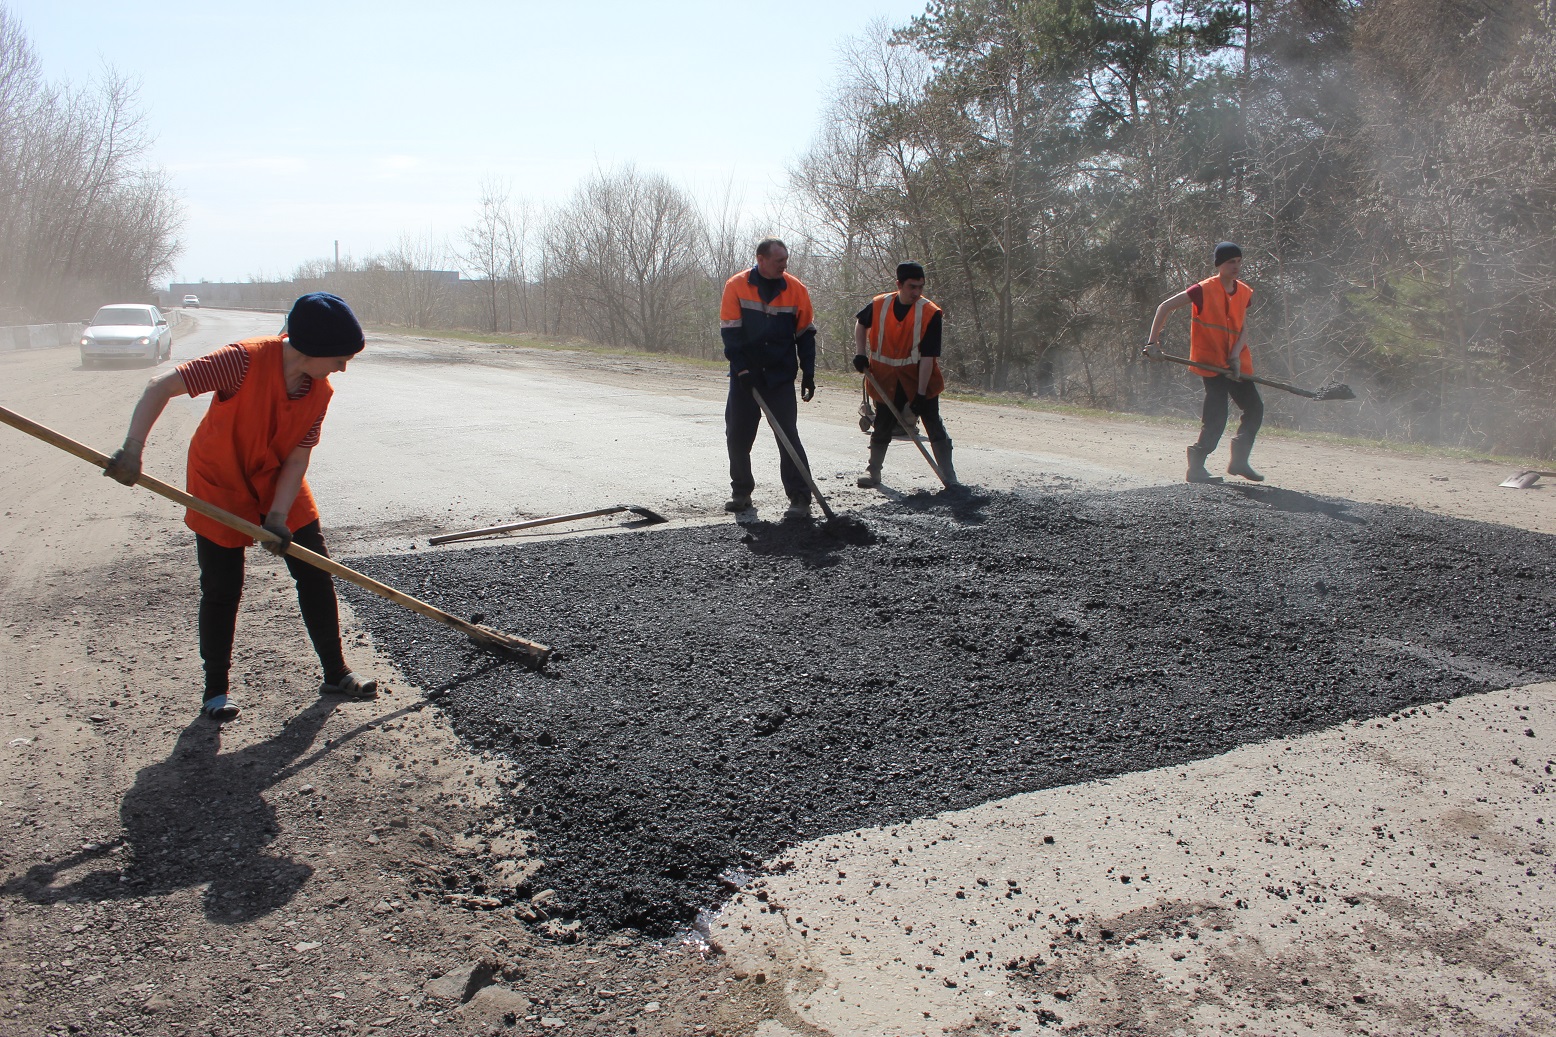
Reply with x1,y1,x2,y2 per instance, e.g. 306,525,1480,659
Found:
1187,276,1253,377
719,267,817,388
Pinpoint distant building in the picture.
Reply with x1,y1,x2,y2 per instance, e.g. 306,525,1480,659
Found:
160,270,462,311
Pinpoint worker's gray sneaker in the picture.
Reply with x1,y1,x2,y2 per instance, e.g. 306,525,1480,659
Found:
202,694,240,723
784,497,812,519
320,671,378,700
724,494,753,512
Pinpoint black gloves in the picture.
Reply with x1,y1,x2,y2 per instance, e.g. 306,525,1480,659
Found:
103,438,144,486
261,514,293,557
852,354,869,374
908,395,926,416
735,369,758,394
801,376,815,403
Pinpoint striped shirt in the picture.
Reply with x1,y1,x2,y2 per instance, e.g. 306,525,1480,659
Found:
177,344,325,448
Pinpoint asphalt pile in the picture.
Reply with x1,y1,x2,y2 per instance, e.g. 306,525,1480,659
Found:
345,485,1556,938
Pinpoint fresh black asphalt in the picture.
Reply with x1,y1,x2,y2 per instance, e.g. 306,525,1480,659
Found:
344,485,1556,937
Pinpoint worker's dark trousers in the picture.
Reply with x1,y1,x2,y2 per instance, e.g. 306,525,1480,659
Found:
727,379,811,503
1193,375,1264,454
870,387,950,449
195,520,346,699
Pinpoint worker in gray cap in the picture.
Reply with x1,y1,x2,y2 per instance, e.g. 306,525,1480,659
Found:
1143,242,1265,482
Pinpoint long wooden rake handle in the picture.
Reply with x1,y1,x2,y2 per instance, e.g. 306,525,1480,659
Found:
861,371,950,488
430,505,650,546
0,404,551,666
749,386,836,521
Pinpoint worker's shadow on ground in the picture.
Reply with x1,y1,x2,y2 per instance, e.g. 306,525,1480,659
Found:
1227,484,1367,525
879,485,991,525
2,698,339,924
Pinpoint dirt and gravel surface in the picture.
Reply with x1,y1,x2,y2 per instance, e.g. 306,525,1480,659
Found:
2,309,1554,1037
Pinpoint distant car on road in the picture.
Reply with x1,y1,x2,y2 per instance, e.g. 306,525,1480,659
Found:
181,294,200,308
80,304,172,367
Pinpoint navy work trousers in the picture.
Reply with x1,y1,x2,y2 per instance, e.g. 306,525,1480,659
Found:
1193,374,1264,454
196,520,346,698
869,386,949,449
726,379,811,503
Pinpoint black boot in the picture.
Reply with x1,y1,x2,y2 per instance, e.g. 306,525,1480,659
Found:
1227,439,1264,482
1186,446,1215,483
857,444,888,488
930,438,959,486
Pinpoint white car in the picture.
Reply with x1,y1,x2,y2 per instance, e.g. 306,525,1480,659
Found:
80,304,172,367
181,294,200,308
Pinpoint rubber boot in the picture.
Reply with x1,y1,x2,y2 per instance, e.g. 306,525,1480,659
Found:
857,444,888,488
930,438,959,486
1185,446,1215,483
1227,439,1264,482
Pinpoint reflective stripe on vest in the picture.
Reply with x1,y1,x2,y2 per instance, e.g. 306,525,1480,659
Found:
867,294,925,368
738,297,799,317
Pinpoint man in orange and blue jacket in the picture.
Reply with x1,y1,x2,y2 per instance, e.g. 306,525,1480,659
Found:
719,238,819,517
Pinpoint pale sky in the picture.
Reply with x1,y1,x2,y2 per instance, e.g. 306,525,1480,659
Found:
10,1,928,284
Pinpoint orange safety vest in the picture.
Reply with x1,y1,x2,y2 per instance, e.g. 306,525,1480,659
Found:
864,293,945,402
184,336,332,548
1188,275,1253,377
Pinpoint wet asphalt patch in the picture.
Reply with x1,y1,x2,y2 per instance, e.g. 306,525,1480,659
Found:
343,485,1556,938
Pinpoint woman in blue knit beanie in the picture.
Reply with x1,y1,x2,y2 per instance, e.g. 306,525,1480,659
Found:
100,293,377,722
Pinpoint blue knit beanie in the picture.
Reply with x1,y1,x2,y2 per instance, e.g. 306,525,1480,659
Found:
286,293,364,357
1213,241,1242,267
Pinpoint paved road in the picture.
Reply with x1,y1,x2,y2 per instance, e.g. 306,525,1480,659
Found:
5,306,1546,572
145,310,1156,554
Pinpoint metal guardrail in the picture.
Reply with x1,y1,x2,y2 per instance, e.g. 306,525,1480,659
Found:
1,310,193,352
0,323,81,352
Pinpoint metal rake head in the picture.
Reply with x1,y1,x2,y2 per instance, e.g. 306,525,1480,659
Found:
624,505,669,524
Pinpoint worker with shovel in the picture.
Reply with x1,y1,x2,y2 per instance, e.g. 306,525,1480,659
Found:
852,261,957,488
720,238,819,518
101,293,377,722
1145,241,1266,483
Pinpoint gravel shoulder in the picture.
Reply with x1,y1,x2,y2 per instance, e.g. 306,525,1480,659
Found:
1,316,1553,1037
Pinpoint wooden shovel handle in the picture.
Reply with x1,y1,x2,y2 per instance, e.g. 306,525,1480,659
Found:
0,404,551,664
1147,349,1316,398
748,386,836,520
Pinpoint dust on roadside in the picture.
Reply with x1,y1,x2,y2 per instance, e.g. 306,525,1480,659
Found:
0,543,761,1036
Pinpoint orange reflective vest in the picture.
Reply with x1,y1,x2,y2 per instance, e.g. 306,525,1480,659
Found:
1188,276,1253,377
184,336,332,548
864,293,945,402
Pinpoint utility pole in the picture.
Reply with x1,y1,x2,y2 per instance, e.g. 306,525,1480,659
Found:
334,240,340,273
1236,0,1253,198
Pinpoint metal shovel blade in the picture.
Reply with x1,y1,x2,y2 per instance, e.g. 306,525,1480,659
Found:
1500,470,1556,489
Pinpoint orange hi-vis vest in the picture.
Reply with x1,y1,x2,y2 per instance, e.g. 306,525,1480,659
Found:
865,293,945,402
1188,275,1253,377
185,336,332,548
